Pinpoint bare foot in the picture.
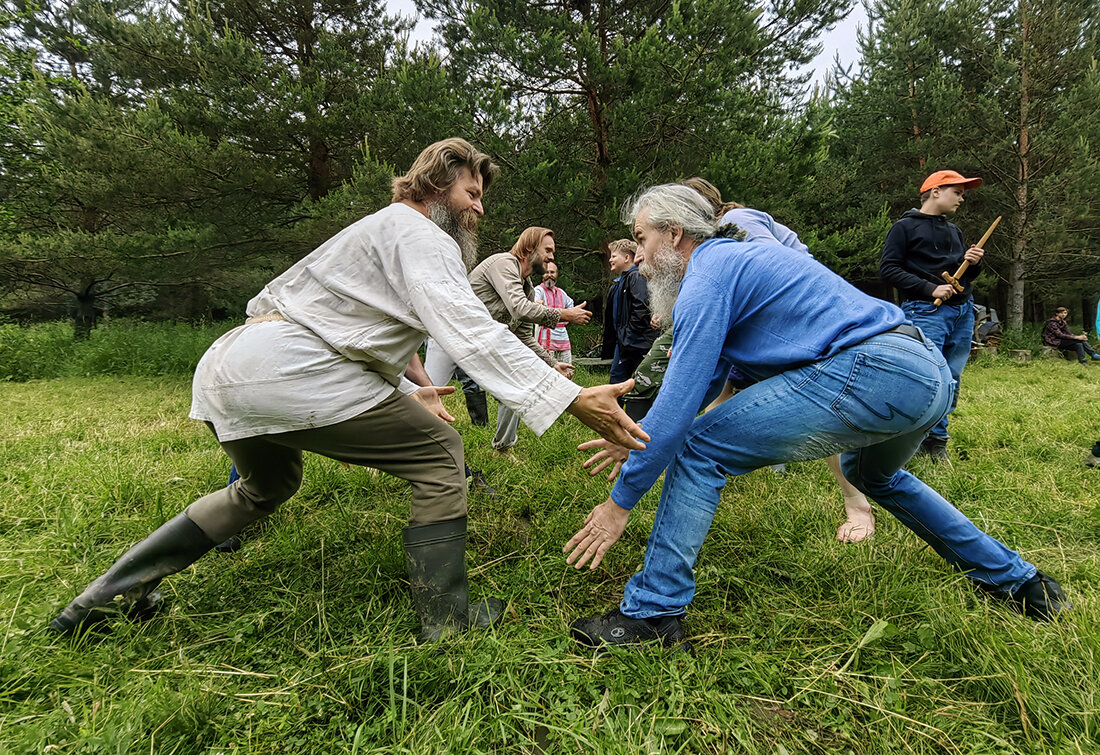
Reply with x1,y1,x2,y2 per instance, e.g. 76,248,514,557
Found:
836,495,875,543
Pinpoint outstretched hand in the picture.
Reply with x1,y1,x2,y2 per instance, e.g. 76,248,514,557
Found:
411,385,457,423
579,437,630,481
566,380,650,451
554,362,576,379
564,498,630,570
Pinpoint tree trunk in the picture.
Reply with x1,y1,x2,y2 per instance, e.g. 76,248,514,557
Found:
1007,0,1031,331
73,285,97,340
907,60,925,169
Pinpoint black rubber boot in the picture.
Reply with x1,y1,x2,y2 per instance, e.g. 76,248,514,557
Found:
464,390,489,427
403,517,503,642
917,437,949,463
49,513,217,634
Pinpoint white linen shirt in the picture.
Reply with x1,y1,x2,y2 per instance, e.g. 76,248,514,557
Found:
190,203,581,441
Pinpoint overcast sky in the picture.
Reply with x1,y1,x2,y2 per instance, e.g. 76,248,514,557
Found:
384,0,867,88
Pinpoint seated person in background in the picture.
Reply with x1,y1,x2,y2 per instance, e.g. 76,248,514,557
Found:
1042,307,1100,364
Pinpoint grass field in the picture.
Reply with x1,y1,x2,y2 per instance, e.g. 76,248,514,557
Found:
1,360,1098,753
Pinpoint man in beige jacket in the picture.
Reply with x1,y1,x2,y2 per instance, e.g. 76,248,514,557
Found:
426,226,592,455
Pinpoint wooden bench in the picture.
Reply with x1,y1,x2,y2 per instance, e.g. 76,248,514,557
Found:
573,357,613,369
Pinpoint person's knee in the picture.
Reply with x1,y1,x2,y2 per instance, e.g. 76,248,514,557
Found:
239,464,303,512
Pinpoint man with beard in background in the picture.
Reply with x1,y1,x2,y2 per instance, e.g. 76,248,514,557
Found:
426,227,593,458
50,138,649,643
564,184,1068,651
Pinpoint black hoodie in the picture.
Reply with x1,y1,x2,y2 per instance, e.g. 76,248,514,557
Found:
880,209,980,302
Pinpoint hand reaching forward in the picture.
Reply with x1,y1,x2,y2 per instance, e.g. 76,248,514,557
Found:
564,498,630,570
579,437,630,481
411,385,456,423
554,362,576,379
566,380,650,451
561,302,592,325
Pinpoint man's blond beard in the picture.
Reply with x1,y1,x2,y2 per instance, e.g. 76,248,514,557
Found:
638,241,687,331
427,199,479,270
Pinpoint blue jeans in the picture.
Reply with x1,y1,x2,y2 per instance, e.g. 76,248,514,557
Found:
901,299,974,441
620,331,1036,619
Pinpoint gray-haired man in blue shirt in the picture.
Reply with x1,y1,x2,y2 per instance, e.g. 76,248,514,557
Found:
564,184,1069,651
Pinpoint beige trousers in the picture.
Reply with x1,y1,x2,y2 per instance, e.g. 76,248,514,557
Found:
186,390,466,543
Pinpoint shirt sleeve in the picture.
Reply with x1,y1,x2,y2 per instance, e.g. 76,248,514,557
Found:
516,322,556,366
625,271,654,336
397,237,580,434
609,271,730,510
773,220,811,256
487,258,562,329
880,221,938,298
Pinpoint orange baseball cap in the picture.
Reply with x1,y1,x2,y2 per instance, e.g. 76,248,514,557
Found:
921,170,982,193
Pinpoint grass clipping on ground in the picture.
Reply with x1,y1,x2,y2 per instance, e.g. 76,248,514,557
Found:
1,362,1098,753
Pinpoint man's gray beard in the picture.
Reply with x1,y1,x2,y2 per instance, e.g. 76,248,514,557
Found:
428,200,479,270
639,242,687,331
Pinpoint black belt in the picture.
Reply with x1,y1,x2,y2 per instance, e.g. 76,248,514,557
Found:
886,324,924,341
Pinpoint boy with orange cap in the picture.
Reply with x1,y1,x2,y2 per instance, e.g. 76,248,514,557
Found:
880,170,987,462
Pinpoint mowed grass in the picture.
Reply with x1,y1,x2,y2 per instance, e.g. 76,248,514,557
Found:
1,361,1098,753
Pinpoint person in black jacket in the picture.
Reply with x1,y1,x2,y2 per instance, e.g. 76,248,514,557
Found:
881,170,986,462
604,239,660,387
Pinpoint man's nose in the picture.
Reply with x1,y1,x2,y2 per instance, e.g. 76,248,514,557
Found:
472,199,484,216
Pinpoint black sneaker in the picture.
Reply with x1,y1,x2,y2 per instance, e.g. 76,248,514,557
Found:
570,608,692,653
918,438,950,463
215,534,244,553
977,572,1071,621
467,468,499,500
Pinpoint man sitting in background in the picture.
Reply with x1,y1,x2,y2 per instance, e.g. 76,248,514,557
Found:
1042,307,1099,364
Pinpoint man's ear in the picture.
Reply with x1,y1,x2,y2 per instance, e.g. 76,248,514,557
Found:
670,225,685,248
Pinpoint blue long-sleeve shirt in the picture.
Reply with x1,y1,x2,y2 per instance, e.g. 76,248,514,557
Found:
721,208,811,256
609,238,905,510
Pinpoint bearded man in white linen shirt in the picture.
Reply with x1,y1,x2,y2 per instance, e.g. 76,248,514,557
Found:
49,138,649,643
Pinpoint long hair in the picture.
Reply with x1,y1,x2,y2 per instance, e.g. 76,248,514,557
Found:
679,177,745,217
509,226,554,260
392,138,499,203
621,185,719,242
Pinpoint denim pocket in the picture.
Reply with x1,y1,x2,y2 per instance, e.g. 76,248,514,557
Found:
902,300,938,317
831,352,940,434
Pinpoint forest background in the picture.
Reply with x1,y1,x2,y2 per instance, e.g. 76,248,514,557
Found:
1,0,1098,339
